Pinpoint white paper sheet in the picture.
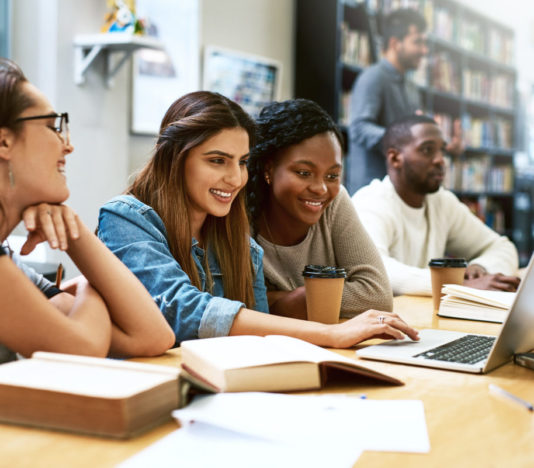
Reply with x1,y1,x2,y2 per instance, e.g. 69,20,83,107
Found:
118,392,430,468
118,422,359,468
173,393,430,453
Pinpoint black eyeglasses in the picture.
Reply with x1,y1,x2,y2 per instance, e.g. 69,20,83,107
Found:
15,112,70,146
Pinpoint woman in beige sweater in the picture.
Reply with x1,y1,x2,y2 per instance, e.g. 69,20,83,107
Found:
247,98,393,319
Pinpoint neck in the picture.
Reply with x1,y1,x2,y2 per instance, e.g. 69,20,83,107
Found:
389,172,425,208
189,209,207,245
0,194,24,243
259,203,309,246
384,51,406,74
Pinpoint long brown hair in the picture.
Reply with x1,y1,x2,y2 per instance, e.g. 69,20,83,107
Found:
128,91,257,307
0,58,34,238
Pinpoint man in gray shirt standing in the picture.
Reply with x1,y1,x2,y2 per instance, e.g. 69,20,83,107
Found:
346,8,429,193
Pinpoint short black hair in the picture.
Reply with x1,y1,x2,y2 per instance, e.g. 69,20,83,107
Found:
246,99,343,229
382,8,427,51
382,114,437,154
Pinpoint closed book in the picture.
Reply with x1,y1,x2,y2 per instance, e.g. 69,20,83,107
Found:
181,335,403,392
438,284,515,323
0,352,186,438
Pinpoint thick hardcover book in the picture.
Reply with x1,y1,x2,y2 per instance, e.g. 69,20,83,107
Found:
0,352,195,438
181,335,403,392
438,284,515,323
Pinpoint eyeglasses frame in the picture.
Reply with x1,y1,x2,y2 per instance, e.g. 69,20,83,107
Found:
15,112,70,145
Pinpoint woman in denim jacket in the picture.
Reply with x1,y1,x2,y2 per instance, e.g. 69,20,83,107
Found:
98,91,418,348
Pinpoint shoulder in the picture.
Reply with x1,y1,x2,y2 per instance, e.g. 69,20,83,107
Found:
352,178,394,206
98,195,168,241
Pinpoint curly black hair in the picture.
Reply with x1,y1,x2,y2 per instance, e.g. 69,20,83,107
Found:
246,98,343,230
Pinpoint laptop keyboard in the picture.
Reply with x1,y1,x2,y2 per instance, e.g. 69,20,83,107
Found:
414,334,496,365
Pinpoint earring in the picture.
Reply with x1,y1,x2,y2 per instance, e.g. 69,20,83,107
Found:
7,162,14,187
264,173,271,185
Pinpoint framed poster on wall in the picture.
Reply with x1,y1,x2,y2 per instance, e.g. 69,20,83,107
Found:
131,0,200,135
203,46,282,118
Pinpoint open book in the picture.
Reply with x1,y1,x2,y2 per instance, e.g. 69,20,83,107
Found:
0,352,208,438
438,284,516,323
181,335,403,392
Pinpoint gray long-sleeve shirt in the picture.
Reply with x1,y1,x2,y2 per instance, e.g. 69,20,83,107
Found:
345,59,420,194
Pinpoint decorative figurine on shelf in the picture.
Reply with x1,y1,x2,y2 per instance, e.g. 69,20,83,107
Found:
101,0,144,35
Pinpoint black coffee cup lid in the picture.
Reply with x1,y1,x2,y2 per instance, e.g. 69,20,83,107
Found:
428,258,467,268
302,264,347,278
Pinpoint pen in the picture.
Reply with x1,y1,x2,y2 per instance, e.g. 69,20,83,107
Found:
55,263,63,289
489,384,534,412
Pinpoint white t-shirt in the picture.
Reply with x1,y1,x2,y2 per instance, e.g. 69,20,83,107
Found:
352,176,519,295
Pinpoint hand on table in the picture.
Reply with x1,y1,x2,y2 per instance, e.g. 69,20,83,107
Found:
325,310,419,348
464,273,520,292
20,203,80,255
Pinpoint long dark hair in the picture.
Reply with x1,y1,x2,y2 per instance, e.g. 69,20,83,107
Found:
128,91,257,307
246,98,343,232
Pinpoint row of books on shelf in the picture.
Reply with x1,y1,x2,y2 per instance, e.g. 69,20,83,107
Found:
462,115,513,150
431,4,514,65
463,70,514,109
340,22,371,67
434,113,513,151
410,62,514,109
458,196,507,233
444,155,513,193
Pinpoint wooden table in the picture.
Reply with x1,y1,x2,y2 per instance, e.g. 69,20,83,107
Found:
1,296,533,467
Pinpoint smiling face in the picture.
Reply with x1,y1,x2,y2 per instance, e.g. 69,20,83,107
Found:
8,82,73,208
184,127,249,238
265,131,342,240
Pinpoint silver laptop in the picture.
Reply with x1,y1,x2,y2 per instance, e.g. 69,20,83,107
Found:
356,255,534,374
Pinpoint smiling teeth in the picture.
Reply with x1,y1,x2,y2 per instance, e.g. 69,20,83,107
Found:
210,189,231,198
305,201,322,206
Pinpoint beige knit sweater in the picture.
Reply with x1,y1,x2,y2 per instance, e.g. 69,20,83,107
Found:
256,186,393,317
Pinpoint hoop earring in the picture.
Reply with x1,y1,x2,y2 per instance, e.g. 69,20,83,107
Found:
7,162,15,187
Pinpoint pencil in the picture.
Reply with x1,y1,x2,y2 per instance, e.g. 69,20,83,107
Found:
55,263,63,289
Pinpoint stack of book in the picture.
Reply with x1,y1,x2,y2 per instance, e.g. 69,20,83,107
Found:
438,284,516,323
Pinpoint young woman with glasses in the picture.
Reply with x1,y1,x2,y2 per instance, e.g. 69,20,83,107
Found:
0,58,175,362
97,91,418,347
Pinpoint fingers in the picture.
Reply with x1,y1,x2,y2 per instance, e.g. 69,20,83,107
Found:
21,203,80,251
365,310,419,341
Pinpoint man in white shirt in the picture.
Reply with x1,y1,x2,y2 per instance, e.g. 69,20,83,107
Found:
352,115,520,296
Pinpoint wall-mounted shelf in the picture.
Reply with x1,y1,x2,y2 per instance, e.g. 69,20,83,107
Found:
73,33,164,87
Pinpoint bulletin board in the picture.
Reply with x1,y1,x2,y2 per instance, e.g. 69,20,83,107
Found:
202,45,282,118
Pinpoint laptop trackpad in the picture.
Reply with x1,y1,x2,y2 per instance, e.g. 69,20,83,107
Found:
357,329,469,359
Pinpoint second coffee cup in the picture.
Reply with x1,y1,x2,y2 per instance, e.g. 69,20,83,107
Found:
302,265,346,324
428,258,467,311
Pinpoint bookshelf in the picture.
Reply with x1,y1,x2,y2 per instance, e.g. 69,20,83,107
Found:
295,0,519,249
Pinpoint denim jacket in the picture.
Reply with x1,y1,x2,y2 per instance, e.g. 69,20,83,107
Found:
98,195,269,345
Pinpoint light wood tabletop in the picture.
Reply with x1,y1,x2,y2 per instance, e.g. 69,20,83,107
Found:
1,295,533,467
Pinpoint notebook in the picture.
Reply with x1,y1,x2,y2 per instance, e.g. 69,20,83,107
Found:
356,255,534,374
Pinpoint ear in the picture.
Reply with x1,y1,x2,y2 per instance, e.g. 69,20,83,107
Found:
264,161,274,184
0,127,15,162
387,36,401,52
386,147,403,170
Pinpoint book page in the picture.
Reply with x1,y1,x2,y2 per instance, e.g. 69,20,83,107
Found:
182,336,314,371
264,335,356,365
0,358,177,398
441,284,515,308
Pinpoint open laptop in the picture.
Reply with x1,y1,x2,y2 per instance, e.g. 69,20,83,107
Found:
356,255,534,374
